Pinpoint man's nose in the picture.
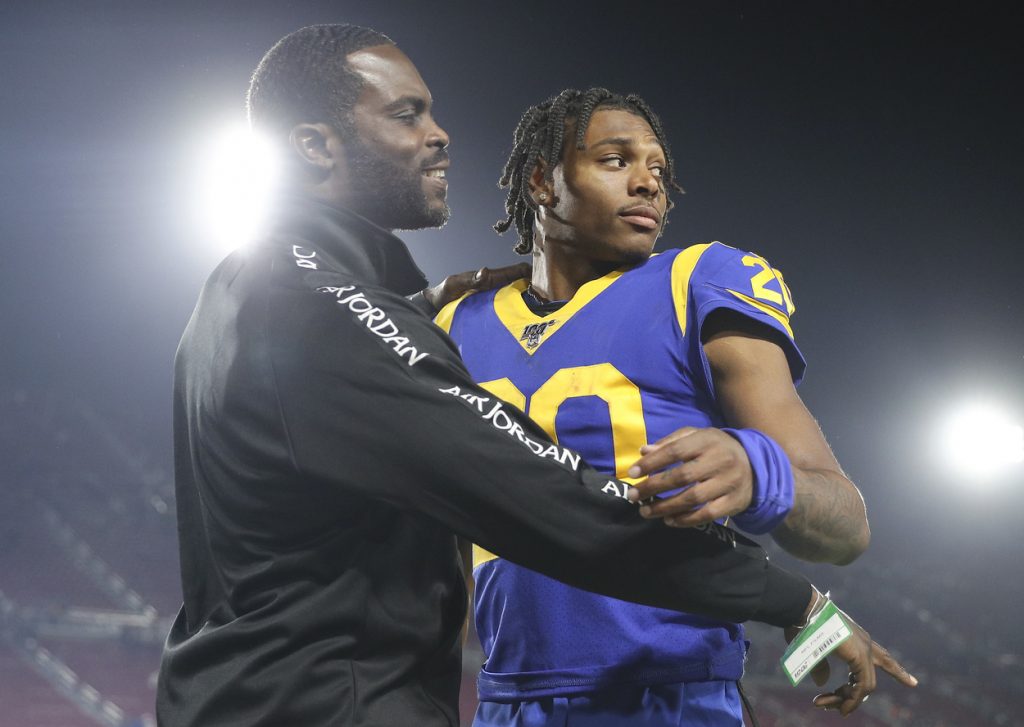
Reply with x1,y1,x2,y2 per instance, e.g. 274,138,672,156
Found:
630,168,660,197
426,116,449,149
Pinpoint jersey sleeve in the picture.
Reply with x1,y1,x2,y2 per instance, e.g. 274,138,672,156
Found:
267,269,811,628
681,242,807,385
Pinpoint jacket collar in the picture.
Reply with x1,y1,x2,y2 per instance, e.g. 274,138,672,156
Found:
264,195,428,296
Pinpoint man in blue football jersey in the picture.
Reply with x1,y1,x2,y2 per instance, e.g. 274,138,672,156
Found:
436,88,904,724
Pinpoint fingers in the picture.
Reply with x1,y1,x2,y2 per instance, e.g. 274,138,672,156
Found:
423,273,473,310
817,615,883,716
425,264,532,310
814,673,872,717
812,692,843,709
820,625,870,715
638,483,734,525
627,430,738,498
846,664,875,714
625,429,753,522
476,263,532,290
813,645,918,716
809,610,917,717
873,641,919,688
643,426,701,453
626,427,703,485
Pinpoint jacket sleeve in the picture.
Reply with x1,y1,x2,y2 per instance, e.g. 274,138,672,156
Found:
268,275,811,627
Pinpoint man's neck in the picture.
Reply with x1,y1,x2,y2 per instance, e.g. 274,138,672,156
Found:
529,240,626,302
297,184,395,233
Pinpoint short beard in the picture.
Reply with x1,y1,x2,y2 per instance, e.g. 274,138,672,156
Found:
343,134,450,231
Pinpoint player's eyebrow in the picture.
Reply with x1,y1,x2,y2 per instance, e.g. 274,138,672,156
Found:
588,136,663,152
589,136,634,148
382,95,428,113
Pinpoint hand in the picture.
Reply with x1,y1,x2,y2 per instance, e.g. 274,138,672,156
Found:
625,427,754,527
423,263,531,311
784,605,918,717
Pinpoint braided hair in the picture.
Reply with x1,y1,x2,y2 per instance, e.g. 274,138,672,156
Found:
495,88,683,255
247,24,394,138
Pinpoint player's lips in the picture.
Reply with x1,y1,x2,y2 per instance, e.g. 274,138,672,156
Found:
422,163,448,198
422,151,450,179
618,205,661,230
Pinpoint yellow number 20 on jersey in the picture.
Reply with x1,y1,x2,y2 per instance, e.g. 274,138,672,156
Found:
472,363,648,568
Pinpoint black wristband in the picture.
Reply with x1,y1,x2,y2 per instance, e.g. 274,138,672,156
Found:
752,565,814,627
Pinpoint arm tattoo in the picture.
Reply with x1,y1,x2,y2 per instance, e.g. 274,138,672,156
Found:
771,468,868,565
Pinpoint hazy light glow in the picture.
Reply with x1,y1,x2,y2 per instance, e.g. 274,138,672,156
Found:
939,402,1024,480
197,125,278,253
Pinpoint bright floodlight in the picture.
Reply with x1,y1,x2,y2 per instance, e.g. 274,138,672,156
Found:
198,125,278,253
938,402,1024,480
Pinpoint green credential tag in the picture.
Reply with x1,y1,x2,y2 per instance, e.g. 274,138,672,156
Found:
780,600,853,686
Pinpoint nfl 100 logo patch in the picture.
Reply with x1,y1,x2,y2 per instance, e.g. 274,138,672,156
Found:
519,320,558,349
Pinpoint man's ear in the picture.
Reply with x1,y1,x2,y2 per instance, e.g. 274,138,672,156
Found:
527,159,555,208
288,123,339,172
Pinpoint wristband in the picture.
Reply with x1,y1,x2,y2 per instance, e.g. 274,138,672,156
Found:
722,428,794,534
780,593,853,686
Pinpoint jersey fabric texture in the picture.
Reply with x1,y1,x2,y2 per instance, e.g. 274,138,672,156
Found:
435,243,805,703
474,681,742,727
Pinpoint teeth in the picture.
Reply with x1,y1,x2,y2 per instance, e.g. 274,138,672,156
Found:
424,169,446,178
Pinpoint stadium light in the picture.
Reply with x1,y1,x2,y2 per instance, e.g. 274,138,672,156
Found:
197,124,278,254
937,401,1024,481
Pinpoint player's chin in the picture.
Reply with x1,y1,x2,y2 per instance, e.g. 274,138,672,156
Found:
418,181,448,212
614,234,657,263
392,202,450,231
600,248,651,269
421,177,448,202
420,201,451,229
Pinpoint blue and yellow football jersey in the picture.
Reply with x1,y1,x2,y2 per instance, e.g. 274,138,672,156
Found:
435,242,805,700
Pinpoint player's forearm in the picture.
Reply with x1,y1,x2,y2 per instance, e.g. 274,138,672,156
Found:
772,467,869,565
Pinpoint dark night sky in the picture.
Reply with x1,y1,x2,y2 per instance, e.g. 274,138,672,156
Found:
2,1,1022,574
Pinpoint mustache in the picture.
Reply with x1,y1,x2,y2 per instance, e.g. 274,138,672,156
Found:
421,150,450,169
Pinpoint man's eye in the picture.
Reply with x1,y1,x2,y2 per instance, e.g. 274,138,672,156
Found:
600,156,626,167
395,112,418,124
650,166,666,177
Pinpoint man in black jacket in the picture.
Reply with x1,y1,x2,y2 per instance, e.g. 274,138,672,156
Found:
156,24,914,726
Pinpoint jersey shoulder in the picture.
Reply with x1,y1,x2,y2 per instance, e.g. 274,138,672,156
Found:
669,241,797,339
433,292,471,334
433,282,512,335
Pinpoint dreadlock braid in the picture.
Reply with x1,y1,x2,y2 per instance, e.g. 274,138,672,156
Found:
495,88,684,255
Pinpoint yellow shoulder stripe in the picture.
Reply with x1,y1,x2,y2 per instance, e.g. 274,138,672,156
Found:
725,289,795,339
670,243,715,337
473,543,499,569
433,292,471,334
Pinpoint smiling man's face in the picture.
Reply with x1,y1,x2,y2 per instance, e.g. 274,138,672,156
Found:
339,44,451,230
